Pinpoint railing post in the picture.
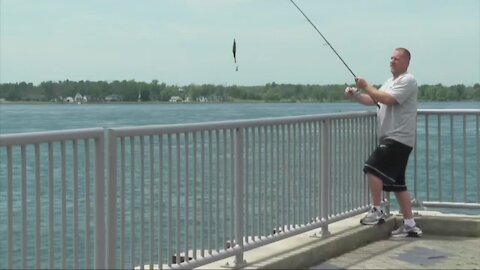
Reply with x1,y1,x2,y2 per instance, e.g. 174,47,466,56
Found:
234,127,246,266
383,192,391,216
320,119,331,237
106,129,118,269
477,114,479,203
94,131,106,269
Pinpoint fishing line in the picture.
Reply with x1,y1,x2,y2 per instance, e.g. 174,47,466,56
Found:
290,0,356,78
290,0,380,108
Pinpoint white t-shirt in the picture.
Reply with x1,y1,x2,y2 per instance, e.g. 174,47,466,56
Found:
377,72,418,147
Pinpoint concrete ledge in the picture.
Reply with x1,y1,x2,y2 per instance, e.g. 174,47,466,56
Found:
199,214,395,269
261,217,395,269
198,211,480,269
409,211,480,237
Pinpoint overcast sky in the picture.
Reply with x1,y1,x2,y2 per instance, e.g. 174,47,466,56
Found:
1,0,479,86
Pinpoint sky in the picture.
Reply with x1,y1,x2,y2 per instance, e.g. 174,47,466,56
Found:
1,0,479,87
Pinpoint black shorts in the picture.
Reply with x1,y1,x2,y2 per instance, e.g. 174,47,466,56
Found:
363,138,412,192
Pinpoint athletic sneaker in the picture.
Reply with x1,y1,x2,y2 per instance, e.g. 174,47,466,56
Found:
360,207,385,225
391,223,423,237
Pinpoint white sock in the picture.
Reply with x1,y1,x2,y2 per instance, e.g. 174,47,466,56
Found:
404,218,416,227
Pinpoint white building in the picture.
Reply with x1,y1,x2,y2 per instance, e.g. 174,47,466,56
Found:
169,96,183,103
74,93,84,103
197,96,208,103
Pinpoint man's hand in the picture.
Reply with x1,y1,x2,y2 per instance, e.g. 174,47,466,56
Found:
355,77,368,89
344,86,358,98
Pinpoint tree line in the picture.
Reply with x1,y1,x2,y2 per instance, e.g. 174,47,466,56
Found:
1,80,479,102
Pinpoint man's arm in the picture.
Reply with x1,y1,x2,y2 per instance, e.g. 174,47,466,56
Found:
353,92,378,106
344,86,380,106
355,78,397,105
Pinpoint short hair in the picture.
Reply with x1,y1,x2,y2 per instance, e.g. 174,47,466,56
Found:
395,47,411,61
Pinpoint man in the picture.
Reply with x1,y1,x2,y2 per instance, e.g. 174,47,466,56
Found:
344,47,423,237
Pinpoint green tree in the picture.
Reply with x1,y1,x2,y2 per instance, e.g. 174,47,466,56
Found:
472,83,480,100
435,87,447,101
40,81,55,101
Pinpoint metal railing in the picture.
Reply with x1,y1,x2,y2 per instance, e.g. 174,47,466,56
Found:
0,109,479,269
410,110,480,210
0,128,106,269
104,111,376,269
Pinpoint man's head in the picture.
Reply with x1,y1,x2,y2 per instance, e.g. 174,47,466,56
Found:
390,48,411,77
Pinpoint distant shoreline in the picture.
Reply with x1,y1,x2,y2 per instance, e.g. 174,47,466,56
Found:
0,100,356,105
2,81,479,103
1,100,479,105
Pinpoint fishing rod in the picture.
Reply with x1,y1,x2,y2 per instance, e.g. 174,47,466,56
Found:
290,0,356,78
290,0,380,108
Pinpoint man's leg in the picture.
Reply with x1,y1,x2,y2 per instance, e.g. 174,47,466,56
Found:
391,190,423,237
360,173,385,225
367,173,383,206
394,190,413,219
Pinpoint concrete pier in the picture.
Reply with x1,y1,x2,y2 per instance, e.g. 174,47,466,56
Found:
199,211,480,269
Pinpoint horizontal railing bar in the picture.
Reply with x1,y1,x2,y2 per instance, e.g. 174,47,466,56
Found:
0,128,104,145
108,111,376,137
418,109,480,115
412,201,480,209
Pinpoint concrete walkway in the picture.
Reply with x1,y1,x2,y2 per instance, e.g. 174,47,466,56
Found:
199,211,480,269
311,234,480,269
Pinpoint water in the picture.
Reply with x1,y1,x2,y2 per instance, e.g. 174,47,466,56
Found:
1,101,478,134
0,101,479,268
